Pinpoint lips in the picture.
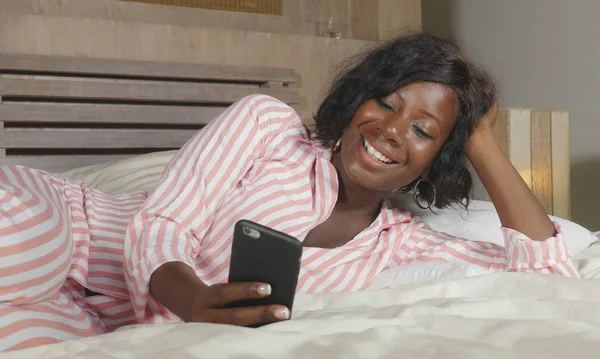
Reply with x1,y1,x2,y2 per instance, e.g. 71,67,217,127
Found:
362,139,395,164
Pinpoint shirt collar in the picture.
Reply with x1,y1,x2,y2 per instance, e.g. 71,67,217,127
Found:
379,197,413,228
305,129,332,160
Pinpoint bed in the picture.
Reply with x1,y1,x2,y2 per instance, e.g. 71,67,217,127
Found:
4,249,600,359
1,54,600,358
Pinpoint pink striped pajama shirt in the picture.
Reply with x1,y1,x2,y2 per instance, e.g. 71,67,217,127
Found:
0,95,580,351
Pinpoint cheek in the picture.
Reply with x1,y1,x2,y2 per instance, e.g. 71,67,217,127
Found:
345,136,366,172
409,139,442,167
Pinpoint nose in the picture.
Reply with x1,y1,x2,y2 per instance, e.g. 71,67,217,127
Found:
377,115,407,148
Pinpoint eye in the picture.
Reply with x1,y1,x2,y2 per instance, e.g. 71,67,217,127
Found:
376,98,394,112
413,125,433,139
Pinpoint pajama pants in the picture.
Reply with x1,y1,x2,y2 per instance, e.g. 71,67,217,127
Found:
0,166,142,352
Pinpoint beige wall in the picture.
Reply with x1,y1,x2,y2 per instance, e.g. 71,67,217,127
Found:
0,0,421,41
423,0,600,230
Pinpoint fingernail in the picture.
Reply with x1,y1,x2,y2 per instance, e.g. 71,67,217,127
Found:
257,284,271,295
274,307,290,320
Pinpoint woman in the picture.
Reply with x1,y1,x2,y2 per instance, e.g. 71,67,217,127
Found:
0,33,579,351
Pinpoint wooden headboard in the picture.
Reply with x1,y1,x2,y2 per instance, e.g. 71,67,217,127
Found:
0,53,300,173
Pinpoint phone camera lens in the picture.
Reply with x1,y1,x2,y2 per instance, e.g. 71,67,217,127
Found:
242,226,261,239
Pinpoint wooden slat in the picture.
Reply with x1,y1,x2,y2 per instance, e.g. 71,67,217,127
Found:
0,155,134,174
0,128,198,148
0,103,225,125
551,111,571,219
0,53,297,84
531,110,553,214
0,76,300,104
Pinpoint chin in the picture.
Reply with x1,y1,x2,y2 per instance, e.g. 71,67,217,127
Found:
342,161,393,193
342,158,419,195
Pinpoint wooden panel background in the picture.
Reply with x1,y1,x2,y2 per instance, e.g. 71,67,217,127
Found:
0,0,422,124
119,0,283,15
0,11,373,122
377,0,423,40
491,108,571,219
0,0,421,41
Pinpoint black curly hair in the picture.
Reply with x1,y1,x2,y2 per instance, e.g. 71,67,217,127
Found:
312,32,497,209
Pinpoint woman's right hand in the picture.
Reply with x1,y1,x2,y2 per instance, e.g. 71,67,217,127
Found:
149,262,289,327
189,282,290,326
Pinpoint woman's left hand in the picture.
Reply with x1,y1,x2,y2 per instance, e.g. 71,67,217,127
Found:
473,101,499,135
466,101,499,154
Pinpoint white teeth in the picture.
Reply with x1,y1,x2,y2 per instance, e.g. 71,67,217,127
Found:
363,139,394,164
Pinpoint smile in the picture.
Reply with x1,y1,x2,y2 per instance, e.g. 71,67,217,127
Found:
362,139,395,164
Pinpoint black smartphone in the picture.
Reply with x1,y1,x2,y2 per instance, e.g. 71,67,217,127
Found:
227,220,303,322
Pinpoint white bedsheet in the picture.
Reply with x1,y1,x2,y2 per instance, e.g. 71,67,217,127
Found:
4,241,600,359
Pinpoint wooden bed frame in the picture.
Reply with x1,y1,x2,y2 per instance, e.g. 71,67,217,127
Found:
0,53,300,173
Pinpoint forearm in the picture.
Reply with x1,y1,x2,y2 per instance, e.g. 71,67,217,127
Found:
149,261,207,322
466,130,556,241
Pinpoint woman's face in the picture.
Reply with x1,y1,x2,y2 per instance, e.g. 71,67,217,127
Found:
337,82,458,192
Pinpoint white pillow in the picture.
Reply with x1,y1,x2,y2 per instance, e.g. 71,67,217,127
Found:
61,150,177,195
366,261,490,290
390,194,597,257
370,199,598,289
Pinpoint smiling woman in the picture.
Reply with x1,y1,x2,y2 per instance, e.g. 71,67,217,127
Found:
315,34,495,209
0,32,580,352
335,83,458,194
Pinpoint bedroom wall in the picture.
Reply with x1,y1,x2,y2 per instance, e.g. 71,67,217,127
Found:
422,0,600,230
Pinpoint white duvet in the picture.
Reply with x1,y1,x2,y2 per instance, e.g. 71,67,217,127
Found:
4,153,598,358
4,257,600,359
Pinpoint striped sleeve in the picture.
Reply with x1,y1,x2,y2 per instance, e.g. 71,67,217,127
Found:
123,95,298,322
501,222,580,277
391,219,580,278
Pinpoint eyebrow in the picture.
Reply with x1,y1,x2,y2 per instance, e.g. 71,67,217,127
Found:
419,109,440,122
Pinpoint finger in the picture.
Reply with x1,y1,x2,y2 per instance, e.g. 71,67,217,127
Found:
207,305,290,327
207,282,271,306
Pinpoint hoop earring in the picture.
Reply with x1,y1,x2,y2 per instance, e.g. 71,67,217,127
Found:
413,179,437,210
332,127,346,153
332,137,342,152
